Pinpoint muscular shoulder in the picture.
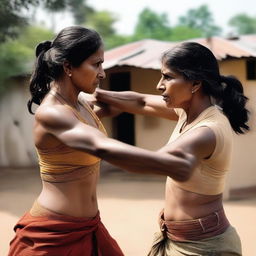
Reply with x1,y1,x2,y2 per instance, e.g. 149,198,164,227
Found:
164,126,216,161
35,104,79,132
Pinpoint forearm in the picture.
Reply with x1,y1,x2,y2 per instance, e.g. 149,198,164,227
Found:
95,89,147,114
95,137,194,181
95,89,178,119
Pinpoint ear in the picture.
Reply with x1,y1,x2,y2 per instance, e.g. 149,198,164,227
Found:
63,61,72,77
191,81,202,93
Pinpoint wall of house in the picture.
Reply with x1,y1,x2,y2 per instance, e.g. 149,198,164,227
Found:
131,68,177,149
0,77,37,167
220,59,256,191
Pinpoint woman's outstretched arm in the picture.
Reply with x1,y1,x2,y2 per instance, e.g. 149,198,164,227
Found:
95,88,178,120
36,104,195,181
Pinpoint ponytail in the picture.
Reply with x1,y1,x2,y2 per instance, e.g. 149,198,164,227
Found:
27,40,52,114
220,75,249,134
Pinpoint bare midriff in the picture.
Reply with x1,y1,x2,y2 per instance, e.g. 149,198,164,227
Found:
164,177,223,221
37,167,100,218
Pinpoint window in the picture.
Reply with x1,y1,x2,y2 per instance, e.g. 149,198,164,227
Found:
246,59,256,80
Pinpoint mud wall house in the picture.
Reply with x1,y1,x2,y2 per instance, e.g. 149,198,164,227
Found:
0,75,37,167
101,35,256,198
0,35,255,198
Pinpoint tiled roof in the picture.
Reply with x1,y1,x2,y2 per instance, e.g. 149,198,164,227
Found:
104,35,256,70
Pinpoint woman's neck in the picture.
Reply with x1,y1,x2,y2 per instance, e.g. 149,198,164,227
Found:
51,80,80,109
184,94,212,125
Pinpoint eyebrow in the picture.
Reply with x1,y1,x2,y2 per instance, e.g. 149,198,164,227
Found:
95,58,104,62
161,71,174,76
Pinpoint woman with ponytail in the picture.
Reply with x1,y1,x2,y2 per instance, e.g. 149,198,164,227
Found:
8,26,124,256
94,42,249,255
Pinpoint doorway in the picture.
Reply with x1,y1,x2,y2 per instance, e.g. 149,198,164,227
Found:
109,72,135,145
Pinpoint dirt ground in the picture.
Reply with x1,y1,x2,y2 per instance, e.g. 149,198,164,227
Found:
1,162,256,256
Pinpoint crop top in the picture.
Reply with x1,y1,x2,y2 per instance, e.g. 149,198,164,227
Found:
169,105,233,195
36,92,107,183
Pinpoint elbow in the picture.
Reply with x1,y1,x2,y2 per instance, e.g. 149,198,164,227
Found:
174,162,193,182
169,153,197,182
92,137,112,159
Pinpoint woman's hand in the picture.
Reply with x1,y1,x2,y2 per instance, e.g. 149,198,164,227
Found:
79,91,122,118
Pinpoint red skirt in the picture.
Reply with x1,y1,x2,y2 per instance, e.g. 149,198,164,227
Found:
8,211,124,256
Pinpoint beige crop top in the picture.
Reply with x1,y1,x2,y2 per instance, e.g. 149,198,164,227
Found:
169,105,233,195
36,92,107,183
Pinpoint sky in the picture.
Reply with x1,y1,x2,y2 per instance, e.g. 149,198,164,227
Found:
38,0,256,36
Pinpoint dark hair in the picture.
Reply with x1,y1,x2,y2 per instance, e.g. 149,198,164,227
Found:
28,26,103,114
162,42,249,134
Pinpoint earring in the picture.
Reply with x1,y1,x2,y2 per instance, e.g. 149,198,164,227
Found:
191,90,195,94
68,73,72,77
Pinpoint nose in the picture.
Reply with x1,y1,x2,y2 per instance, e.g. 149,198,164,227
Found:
98,67,106,80
156,78,165,91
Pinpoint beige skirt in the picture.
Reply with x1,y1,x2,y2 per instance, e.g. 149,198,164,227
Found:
147,226,242,256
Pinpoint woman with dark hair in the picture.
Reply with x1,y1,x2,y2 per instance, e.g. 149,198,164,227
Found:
8,26,125,256
95,42,249,255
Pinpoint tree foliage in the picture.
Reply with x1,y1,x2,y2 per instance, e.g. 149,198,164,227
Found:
43,0,94,24
84,10,131,49
229,14,256,34
0,26,54,94
169,25,202,41
18,26,55,50
0,0,30,42
178,5,221,37
68,0,94,24
86,10,117,39
133,8,171,40
0,0,93,43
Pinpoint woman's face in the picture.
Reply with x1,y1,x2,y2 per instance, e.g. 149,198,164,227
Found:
70,45,105,94
156,63,194,109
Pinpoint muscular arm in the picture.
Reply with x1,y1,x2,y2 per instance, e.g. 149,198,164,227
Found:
36,105,194,181
95,88,178,120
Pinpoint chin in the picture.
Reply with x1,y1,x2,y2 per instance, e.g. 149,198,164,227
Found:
84,87,96,94
165,102,173,108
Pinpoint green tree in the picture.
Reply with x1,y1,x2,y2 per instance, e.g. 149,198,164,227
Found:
178,5,221,37
0,0,32,42
133,8,171,40
169,25,202,41
18,26,55,50
84,10,133,49
0,0,94,42
104,34,134,50
86,10,117,38
43,0,94,24
0,26,54,94
229,14,256,34
68,0,94,24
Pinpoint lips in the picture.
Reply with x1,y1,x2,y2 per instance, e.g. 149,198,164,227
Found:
162,95,168,102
